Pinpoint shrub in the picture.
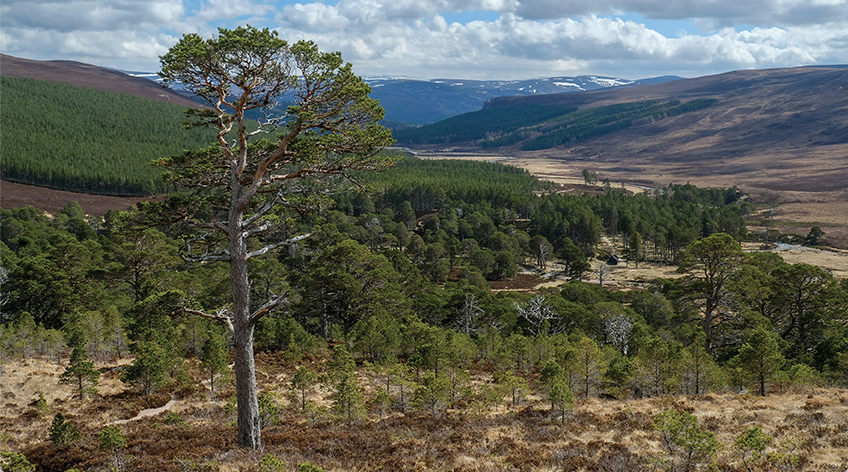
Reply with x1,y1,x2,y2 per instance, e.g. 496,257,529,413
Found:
735,426,773,472
259,454,286,472
652,409,721,471
163,412,188,427
34,392,50,416
298,463,326,472
781,363,822,392
0,452,35,472
258,392,283,427
48,413,81,447
99,425,127,452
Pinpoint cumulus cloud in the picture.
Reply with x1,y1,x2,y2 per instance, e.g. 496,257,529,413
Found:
0,0,184,32
274,10,845,78
1,0,846,79
194,0,276,22
512,0,848,27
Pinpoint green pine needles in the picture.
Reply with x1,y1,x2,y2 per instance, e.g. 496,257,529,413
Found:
653,409,722,471
48,413,81,447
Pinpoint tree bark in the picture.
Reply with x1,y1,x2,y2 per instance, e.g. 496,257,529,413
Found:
230,204,262,449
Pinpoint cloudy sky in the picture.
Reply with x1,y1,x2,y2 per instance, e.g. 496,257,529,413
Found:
2,0,847,80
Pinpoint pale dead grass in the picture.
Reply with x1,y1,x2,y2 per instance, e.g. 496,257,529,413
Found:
0,356,137,450
741,242,848,280
5,355,848,471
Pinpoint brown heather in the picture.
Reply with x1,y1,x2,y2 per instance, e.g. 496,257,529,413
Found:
2,355,847,471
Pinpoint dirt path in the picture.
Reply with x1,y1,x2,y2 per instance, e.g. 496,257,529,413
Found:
107,398,177,425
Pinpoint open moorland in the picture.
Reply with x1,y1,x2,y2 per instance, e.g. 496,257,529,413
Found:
3,355,848,472
0,180,152,217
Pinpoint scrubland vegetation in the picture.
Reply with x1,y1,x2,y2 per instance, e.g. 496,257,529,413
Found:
2,157,847,471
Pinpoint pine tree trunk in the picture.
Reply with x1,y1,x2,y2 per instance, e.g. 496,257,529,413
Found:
230,209,262,449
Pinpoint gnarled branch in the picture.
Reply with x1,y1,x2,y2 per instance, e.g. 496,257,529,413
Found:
178,307,234,334
246,233,311,259
249,292,289,326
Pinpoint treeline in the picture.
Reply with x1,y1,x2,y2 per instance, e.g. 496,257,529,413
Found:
349,156,547,212
1,158,846,408
393,98,718,151
393,104,578,144
0,77,216,196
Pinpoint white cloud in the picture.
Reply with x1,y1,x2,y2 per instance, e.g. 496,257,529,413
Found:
299,13,847,78
0,0,185,32
194,0,276,21
280,3,349,32
512,0,848,26
1,0,846,80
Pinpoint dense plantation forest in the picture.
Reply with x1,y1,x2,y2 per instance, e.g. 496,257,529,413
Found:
394,99,719,150
0,77,216,196
2,156,847,470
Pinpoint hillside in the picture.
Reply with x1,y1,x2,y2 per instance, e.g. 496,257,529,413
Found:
0,54,201,109
401,67,848,192
4,354,847,471
0,76,216,195
395,67,848,247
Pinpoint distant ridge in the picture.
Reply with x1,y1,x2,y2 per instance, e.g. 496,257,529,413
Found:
364,74,682,124
0,54,202,109
399,66,848,193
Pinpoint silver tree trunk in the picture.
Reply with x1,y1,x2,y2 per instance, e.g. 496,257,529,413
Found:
230,208,262,449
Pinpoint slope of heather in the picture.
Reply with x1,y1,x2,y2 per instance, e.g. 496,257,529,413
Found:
3,355,847,471
0,54,199,108
481,67,848,193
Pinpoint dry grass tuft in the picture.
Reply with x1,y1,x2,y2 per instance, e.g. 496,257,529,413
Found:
3,356,847,471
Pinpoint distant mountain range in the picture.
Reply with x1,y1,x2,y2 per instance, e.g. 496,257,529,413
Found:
114,66,681,125
400,66,848,193
361,75,681,124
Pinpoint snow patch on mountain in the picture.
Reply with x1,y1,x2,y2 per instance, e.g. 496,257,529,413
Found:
554,82,584,90
590,77,634,87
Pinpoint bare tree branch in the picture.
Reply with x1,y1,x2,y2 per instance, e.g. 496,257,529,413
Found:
181,237,231,263
246,233,311,260
248,292,289,326
178,307,234,334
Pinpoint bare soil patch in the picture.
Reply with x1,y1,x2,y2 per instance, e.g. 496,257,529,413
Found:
1,180,152,216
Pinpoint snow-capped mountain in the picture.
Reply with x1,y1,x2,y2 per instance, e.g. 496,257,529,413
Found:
362,75,680,124
129,70,680,125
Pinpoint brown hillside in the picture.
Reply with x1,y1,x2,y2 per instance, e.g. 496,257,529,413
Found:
484,67,848,193
0,54,202,109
